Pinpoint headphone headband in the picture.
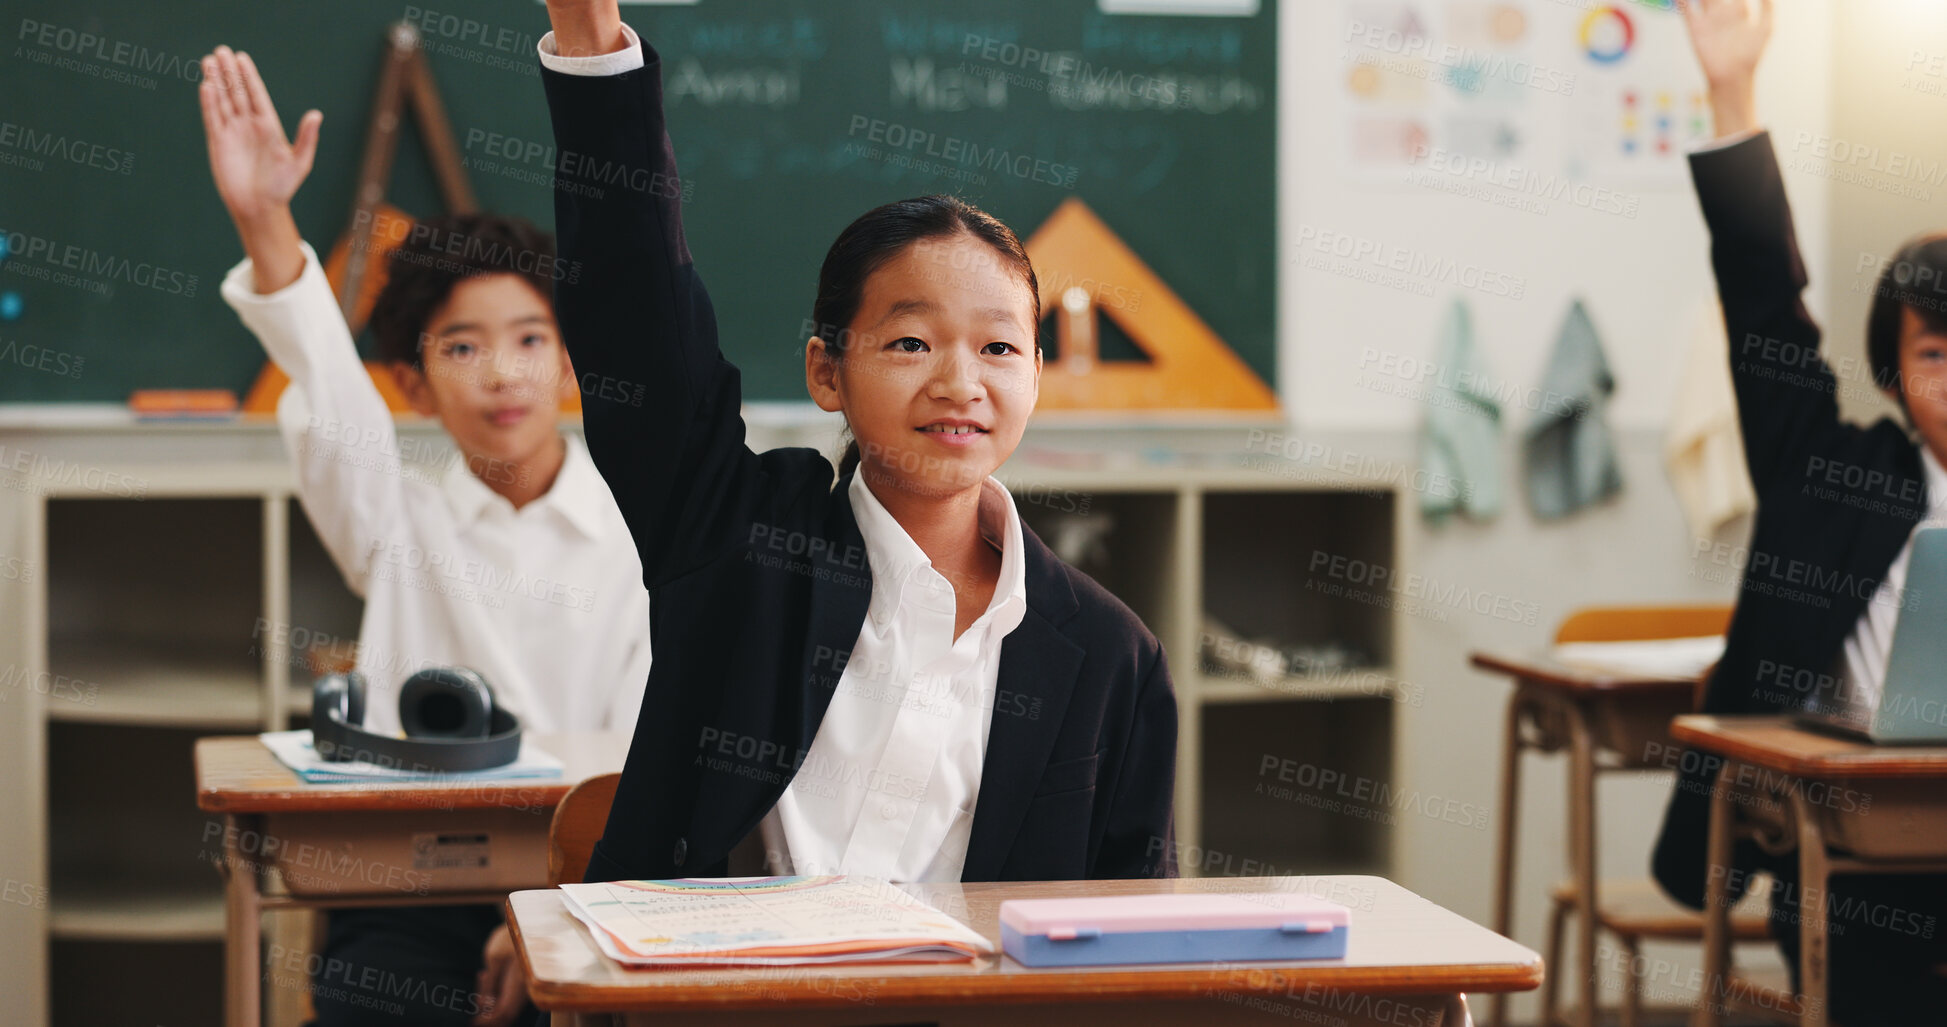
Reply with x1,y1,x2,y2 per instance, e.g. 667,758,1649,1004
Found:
311,668,523,773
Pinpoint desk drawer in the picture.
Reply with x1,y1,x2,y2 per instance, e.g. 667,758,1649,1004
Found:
1591,691,1694,765
264,807,553,897
1816,779,1947,860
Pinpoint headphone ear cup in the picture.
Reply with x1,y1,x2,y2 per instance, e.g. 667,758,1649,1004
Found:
310,672,369,762
311,672,367,727
342,671,367,727
399,667,494,739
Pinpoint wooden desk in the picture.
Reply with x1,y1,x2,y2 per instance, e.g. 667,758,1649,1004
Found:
505,875,1541,1026
193,732,631,1027
1672,715,1947,1027
1471,651,1700,1027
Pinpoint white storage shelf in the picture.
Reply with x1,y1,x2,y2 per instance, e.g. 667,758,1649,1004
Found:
0,414,1405,1027
45,640,265,728
1197,666,1399,704
49,880,227,942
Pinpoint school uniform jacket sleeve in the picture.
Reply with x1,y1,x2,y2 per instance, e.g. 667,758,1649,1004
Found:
1691,131,1854,492
540,35,778,591
1095,639,1179,878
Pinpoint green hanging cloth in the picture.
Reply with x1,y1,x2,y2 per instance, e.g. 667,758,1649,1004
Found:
1419,298,1504,523
1524,298,1622,519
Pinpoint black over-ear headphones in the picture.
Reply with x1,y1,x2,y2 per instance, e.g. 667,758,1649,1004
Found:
310,667,523,773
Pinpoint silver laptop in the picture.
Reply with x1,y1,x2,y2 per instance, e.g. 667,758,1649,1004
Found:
1800,527,1947,744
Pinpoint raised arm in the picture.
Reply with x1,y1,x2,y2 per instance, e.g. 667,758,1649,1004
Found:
202,46,402,591
538,1,775,589
1681,0,1847,490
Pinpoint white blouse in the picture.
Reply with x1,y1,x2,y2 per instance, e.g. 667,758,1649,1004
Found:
762,472,1028,882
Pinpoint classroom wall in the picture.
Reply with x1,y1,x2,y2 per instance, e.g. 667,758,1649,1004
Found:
1282,0,1836,432
1276,1,1838,1020
1824,2,1947,427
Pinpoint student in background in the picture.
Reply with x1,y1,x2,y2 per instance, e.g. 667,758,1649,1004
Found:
1654,1,1947,1018
533,0,1177,887
198,46,649,1027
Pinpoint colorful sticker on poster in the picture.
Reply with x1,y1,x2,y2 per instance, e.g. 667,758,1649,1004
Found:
1341,0,1539,182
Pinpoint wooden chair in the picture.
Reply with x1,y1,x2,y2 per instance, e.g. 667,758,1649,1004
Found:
1536,606,1781,1027
548,772,621,887
545,773,770,889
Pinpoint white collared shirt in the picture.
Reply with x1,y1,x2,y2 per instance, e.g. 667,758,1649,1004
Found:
761,472,1029,883
221,242,652,738
1840,446,1947,709
538,23,1031,880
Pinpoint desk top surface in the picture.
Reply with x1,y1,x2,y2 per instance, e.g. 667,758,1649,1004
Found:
1470,650,1702,695
193,732,630,813
506,875,1542,1013
1671,715,1947,777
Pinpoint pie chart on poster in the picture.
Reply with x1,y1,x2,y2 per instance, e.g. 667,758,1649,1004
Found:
1580,6,1635,64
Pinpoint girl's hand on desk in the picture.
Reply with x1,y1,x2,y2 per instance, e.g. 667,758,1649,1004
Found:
198,46,320,225
473,923,528,1027
1678,0,1772,137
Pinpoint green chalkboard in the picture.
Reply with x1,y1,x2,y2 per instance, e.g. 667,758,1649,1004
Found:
0,1,1274,403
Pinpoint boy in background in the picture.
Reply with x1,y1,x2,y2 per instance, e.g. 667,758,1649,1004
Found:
1657,1,1947,1019
200,45,649,1026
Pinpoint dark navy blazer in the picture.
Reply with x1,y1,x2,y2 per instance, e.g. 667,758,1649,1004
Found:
538,45,1178,884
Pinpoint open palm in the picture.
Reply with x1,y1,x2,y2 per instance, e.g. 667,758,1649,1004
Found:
198,46,321,222
1679,0,1774,89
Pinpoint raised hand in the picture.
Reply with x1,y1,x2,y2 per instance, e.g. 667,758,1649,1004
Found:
197,45,317,293
1678,0,1773,137
198,45,322,224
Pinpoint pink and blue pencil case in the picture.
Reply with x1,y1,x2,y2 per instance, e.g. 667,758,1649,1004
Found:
998,892,1351,967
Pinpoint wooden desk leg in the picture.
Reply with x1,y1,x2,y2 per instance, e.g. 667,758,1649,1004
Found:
224,812,264,1027
1693,761,1736,1027
1791,793,1830,1027
1566,701,1598,1027
1488,687,1527,1027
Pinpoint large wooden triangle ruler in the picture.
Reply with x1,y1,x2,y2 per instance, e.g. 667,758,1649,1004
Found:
1024,197,1277,412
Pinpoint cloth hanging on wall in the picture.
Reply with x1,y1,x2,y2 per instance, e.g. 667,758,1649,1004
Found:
1664,299,1756,537
1419,298,1504,523
1525,298,1623,519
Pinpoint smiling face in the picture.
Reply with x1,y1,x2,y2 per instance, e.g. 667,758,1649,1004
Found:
1895,305,1947,464
390,272,572,471
805,231,1041,500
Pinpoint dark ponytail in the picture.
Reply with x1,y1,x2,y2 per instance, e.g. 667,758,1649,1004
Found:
837,437,862,480
809,194,1041,485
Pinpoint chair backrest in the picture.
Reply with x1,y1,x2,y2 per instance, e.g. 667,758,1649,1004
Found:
548,772,621,886
1554,604,1733,712
1552,605,1732,645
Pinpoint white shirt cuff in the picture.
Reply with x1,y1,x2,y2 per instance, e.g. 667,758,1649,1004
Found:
1691,127,1764,155
219,238,336,380
537,23,645,76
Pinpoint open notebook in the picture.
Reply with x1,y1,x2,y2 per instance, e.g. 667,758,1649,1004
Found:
1551,635,1726,680
559,876,996,967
